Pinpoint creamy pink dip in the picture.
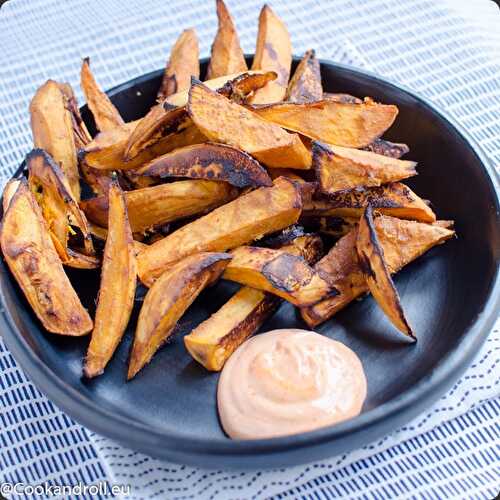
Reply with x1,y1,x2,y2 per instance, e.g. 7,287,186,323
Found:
217,329,367,440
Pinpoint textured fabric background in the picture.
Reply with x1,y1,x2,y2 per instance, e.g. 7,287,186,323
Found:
0,0,499,499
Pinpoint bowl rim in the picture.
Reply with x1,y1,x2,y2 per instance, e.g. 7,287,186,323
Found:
1,56,499,459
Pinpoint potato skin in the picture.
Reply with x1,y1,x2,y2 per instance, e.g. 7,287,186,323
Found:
128,252,231,379
286,49,322,103
363,139,409,159
84,183,137,378
356,205,414,339
301,216,455,327
137,176,302,286
137,142,272,188
0,180,92,335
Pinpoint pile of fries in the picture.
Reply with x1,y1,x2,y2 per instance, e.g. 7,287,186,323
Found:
0,1,455,379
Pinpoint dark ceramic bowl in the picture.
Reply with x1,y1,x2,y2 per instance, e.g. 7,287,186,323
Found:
1,56,499,469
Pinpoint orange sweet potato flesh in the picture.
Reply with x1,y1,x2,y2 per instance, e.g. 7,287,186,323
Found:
137,176,302,286
222,245,336,306
80,57,125,132
81,179,238,234
0,181,92,335
356,205,414,339
206,0,248,79
137,142,272,187
301,216,455,327
30,80,81,200
314,142,417,194
27,149,98,269
158,28,200,100
286,49,322,103
303,182,435,223
84,183,137,377
250,4,291,104
252,99,399,148
187,81,311,168
128,252,231,379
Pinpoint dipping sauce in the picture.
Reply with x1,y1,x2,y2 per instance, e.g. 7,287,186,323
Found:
217,329,367,440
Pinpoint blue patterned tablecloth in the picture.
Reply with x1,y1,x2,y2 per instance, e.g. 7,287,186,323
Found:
0,1,499,498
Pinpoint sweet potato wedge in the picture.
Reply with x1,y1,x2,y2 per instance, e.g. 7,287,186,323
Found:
88,222,148,256
206,0,247,79
222,245,336,306
30,80,81,200
81,57,125,132
314,142,417,194
2,179,21,212
356,206,414,339
184,233,323,371
84,183,137,377
323,92,362,104
252,99,398,148
137,176,302,286
158,28,200,100
0,181,92,335
128,252,231,379
286,49,322,103
27,149,98,268
249,4,291,104
137,143,272,187
363,138,409,159
187,81,311,168
303,182,435,222
301,216,455,327
81,179,237,233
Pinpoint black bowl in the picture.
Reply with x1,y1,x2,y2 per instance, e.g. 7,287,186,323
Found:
1,57,499,469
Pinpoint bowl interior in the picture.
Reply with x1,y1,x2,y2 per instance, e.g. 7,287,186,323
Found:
2,58,499,458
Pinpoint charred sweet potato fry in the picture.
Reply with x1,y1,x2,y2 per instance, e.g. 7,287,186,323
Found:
323,92,362,104
30,80,81,200
84,184,137,377
0,181,92,335
252,99,398,148
314,142,417,194
137,176,302,286
206,0,247,79
128,252,231,379
137,143,272,187
187,81,311,168
286,50,322,103
223,245,336,306
301,216,455,327
217,71,277,103
81,57,125,132
81,179,237,233
27,149,98,268
303,182,435,222
158,28,200,100
356,206,414,339
184,233,323,371
249,4,291,104
363,138,409,159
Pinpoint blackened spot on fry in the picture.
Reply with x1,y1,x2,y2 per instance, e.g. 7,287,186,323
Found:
262,254,313,292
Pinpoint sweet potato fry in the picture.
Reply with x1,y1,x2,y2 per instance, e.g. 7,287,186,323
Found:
206,0,247,79
187,81,311,168
81,57,125,132
303,182,435,222
314,142,417,194
158,28,200,100
27,149,98,268
81,179,237,233
222,245,336,306
2,179,21,212
137,176,302,286
128,252,231,379
0,181,92,335
249,4,291,104
184,233,323,371
252,99,398,148
301,216,455,327
356,205,414,339
88,222,148,256
84,183,137,377
137,143,272,187
286,49,322,103
363,138,409,159
30,80,81,200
